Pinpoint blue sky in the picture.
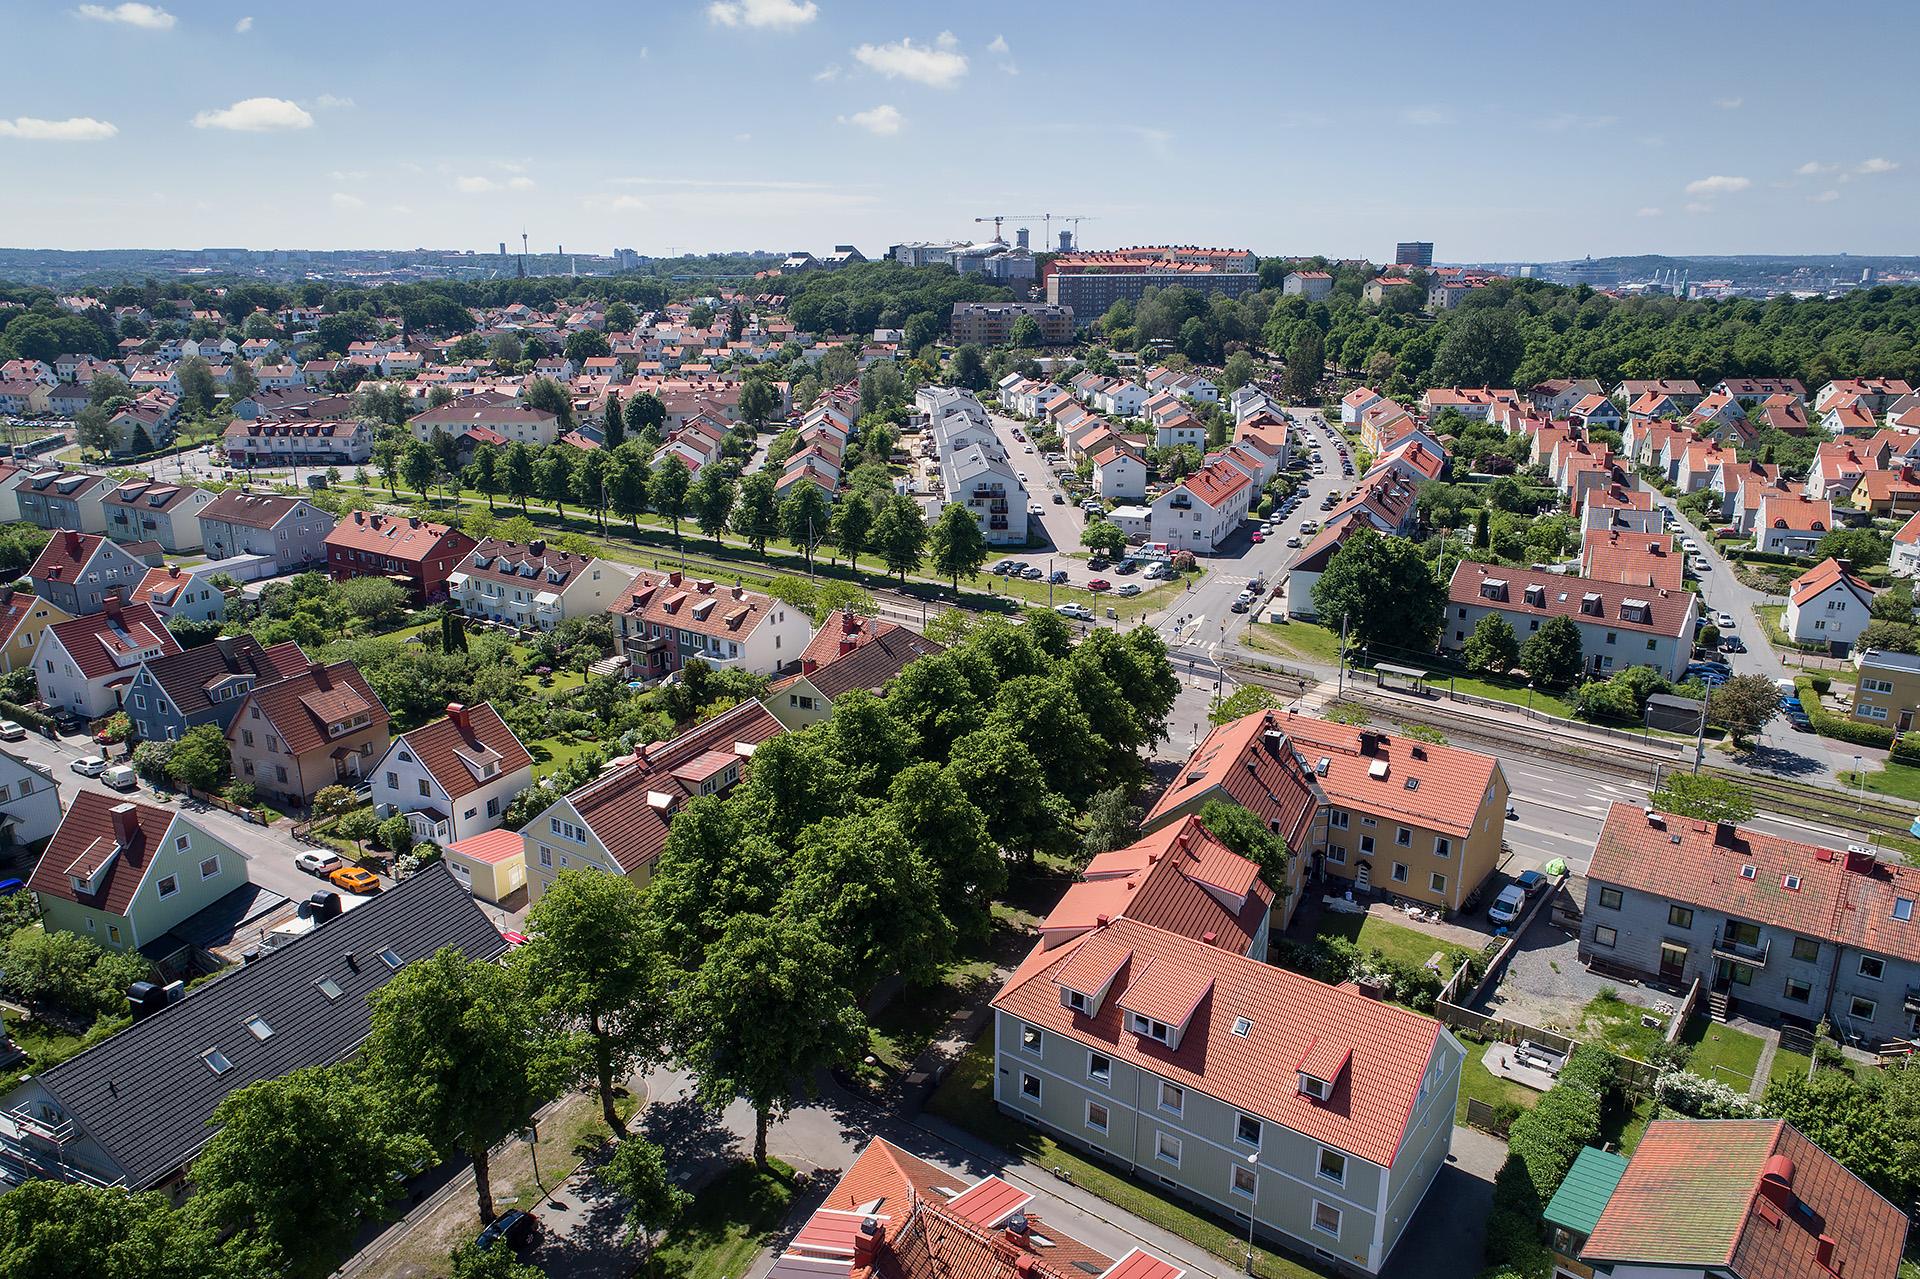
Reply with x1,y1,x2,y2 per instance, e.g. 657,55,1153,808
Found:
2,0,1913,261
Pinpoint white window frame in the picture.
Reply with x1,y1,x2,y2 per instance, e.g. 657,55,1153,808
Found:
1020,1023,1043,1055
1155,1131,1182,1166
1312,1201,1342,1238
1087,1051,1111,1085
1235,1113,1262,1149
1085,1099,1110,1133
1158,1080,1184,1115
1232,1163,1258,1199
1318,1147,1347,1185
1019,1071,1041,1102
1859,955,1886,981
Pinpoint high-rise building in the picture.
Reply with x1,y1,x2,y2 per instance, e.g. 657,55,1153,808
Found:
1395,241,1434,269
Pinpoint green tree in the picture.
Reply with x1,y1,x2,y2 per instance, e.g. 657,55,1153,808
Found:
830,493,873,569
607,444,650,527
782,810,953,989
1283,327,1324,401
1649,773,1755,824
1008,314,1044,349
467,444,500,510
75,404,118,456
626,392,666,437
648,453,692,541
535,445,576,518
871,493,928,583
1814,528,1889,570
778,483,833,567
1208,684,1277,726
377,815,414,858
524,376,573,431
945,727,1074,861
675,915,867,1169
177,355,218,414
502,442,536,513
572,445,610,531
602,1136,688,1274
728,470,778,555
948,343,988,391
1310,527,1444,654
364,948,557,1223
0,1180,234,1279
928,502,988,589
517,870,669,1136
166,722,230,792
1762,1070,1912,1203
739,377,777,425
883,762,1003,948
1461,614,1520,676
1708,673,1782,746
401,439,439,501
192,1067,431,1279
1080,519,1127,559
602,390,625,448
1220,351,1257,392
1430,308,1526,388
1080,785,1140,855
1518,615,1586,688
1197,798,1293,893
690,467,736,546
564,329,610,366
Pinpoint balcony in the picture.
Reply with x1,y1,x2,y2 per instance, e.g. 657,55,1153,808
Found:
1711,931,1770,967
1905,986,1920,1016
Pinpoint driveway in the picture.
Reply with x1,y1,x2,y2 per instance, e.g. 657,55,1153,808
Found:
1381,1129,1504,1279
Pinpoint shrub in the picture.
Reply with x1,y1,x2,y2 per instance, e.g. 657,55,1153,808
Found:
1890,735,1920,767
1796,676,1896,748
1654,1070,1760,1119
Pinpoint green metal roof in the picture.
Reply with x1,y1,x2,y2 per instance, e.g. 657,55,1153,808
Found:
1544,1146,1630,1238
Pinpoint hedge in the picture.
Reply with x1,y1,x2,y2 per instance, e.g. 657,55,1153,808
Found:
0,699,52,734
1795,676,1896,749
1892,735,1920,767
1484,1045,1618,1269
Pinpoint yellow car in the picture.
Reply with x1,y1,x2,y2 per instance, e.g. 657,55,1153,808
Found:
328,866,381,895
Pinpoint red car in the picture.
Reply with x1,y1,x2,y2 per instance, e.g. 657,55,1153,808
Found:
1250,531,1265,543
1086,578,1112,591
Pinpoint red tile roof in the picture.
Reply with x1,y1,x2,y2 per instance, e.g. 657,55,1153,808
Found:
1583,1119,1906,1279
28,791,174,916
323,510,471,563
1581,530,1684,591
445,828,526,866
237,660,388,758
1788,557,1874,607
611,569,784,641
994,915,1443,1166
1049,816,1272,953
1448,560,1696,639
1143,709,1321,850
457,538,597,591
1589,802,1920,964
46,601,179,680
1758,494,1833,533
28,529,112,583
1177,459,1251,509
390,702,531,801
1268,712,1499,839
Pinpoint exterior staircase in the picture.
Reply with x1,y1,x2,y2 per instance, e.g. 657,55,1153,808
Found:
1707,988,1731,1022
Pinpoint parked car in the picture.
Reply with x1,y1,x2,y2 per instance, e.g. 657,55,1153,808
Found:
1087,557,1109,570
1715,612,1736,629
1086,578,1111,591
1114,559,1138,574
1516,869,1549,897
1048,570,1070,584
1115,583,1142,597
1021,566,1043,580
102,765,137,792
71,756,108,777
1055,603,1094,620
1720,636,1746,653
1250,531,1265,543
0,720,23,742
329,866,381,895
1487,883,1529,926
1285,535,1303,547
1787,709,1814,731
475,1209,540,1254
295,850,343,876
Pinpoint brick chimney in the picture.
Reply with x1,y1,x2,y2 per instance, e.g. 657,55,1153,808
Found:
310,660,332,689
527,539,545,557
447,702,469,732
63,529,81,555
102,593,121,618
668,570,683,587
409,515,421,528
851,1217,884,1269
110,802,138,848
1816,1235,1836,1271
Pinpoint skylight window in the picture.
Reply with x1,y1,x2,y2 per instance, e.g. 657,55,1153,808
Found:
245,1015,273,1040
379,948,403,969
316,977,343,1000
1232,1017,1254,1037
1895,898,1914,922
1740,865,1757,879
1782,875,1801,892
203,1049,233,1075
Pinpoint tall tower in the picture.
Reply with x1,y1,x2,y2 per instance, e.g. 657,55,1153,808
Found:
518,230,528,279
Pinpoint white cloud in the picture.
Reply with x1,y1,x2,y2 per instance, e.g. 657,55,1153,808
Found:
312,94,354,110
191,97,313,132
233,14,252,31
1539,112,1617,131
1636,206,1663,217
610,176,848,189
1856,157,1899,175
76,3,174,29
454,175,534,193
1714,96,1743,109
852,37,968,88
1401,105,1451,127
734,132,752,142
0,115,118,141
390,204,412,214
1811,189,1841,203
812,64,841,81
707,0,817,29
1684,174,1750,196
1683,201,1714,215
988,34,1008,54
328,169,368,181
330,192,364,210
840,103,904,136
1797,160,1838,175
935,30,957,49
492,159,528,173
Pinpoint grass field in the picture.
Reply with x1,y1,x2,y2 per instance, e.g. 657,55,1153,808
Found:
654,1160,797,1279
1682,1019,1766,1092
1455,1034,1543,1126
1311,910,1471,976
1841,762,1920,803
527,735,600,781
926,1037,1332,1279
1768,1047,1814,1091
1244,618,1346,666
866,955,999,1074
1575,991,1671,1062
1439,672,1579,720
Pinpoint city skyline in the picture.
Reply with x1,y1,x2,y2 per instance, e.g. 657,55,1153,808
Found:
1,0,1913,260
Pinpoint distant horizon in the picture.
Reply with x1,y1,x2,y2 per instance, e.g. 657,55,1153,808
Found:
1,1,1911,259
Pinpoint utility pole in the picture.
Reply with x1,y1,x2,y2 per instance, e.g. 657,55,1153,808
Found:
1337,611,1349,695
1693,679,1712,774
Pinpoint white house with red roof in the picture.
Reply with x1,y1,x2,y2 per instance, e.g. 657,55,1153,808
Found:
369,701,533,848
992,909,1462,1272
37,598,182,718
448,538,622,632
1445,560,1698,680
1782,557,1875,651
1150,459,1253,552
610,569,812,680
1340,386,1383,426
130,564,226,626
1092,444,1147,501
1892,510,1920,578
1753,493,1833,556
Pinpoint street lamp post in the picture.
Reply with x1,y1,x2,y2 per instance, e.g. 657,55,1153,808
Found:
1854,754,1865,809
521,1123,544,1197
1243,1151,1260,1272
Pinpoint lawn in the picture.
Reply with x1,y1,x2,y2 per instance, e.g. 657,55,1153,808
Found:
1243,617,1346,666
926,1037,1332,1279
1681,1019,1766,1093
1574,991,1671,1062
654,1159,796,1279
528,735,600,781
1311,910,1472,977
1438,672,1579,720
866,955,998,1074
1841,762,1920,803
6,1014,89,1072
1455,1034,1542,1127
1768,1047,1814,1091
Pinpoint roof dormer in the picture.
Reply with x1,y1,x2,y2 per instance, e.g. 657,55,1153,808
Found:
1050,934,1131,1019
1116,956,1212,1052
1296,1034,1351,1102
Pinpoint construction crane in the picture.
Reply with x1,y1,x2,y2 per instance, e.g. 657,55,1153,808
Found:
974,214,1047,244
1055,215,1096,249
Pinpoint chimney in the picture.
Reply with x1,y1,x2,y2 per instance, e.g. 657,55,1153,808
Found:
841,610,861,636
668,570,683,587
64,529,82,555
1844,847,1877,875
527,539,545,557
802,657,819,675
1816,1236,1836,1271
354,511,365,525
446,702,469,732
852,1217,884,1268
1003,1213,1031,1251
103,593,122,618
409,515,422,529
110,802,138,848
167,565,181,579
310,660,332,689
0,587,11,609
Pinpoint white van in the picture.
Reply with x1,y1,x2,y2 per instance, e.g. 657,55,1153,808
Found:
103,764,138,792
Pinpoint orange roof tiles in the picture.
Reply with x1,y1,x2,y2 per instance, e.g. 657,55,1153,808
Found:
444,828,526,865
1789,557,1874,607
1449,560,1695,640
1143,710,1321,848
1266,711,1501,839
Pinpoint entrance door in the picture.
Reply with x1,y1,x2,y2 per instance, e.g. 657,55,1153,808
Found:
1901,709,1914,734
1659,942,1688,982
1353,861,1372,893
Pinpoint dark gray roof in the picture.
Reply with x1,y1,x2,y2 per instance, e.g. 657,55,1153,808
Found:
32,864,505,1189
